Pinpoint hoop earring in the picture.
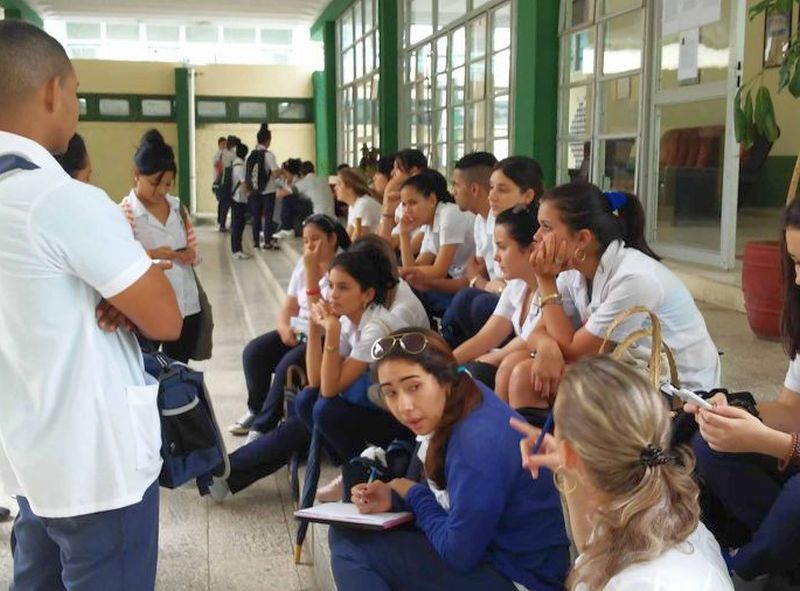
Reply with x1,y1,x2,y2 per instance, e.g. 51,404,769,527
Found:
574,247,587,263
553,466,577,495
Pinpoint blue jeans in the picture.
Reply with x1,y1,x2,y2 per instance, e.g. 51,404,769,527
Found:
329,526,517,591
295,386,412,464
11,480,159,591
693,434,800,580
441,288,499,348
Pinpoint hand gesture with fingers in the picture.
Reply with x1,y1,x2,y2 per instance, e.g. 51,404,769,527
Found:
351,481,392,514
509,417,560,480
696,404,771,454
530,234,568,280
95,299,136,333
683,392,727,415
531,341,565,404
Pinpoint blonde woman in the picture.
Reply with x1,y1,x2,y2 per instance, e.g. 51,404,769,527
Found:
334,166,382,240
512,356,733,591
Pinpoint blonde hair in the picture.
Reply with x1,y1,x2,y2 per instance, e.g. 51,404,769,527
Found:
338,167,380,202
557,356,699,591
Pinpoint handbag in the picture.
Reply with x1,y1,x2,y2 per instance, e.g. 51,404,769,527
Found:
178,207,214,361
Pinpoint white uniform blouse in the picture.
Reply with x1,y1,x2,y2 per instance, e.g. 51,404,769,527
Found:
347,194,382,232
420,202,477,279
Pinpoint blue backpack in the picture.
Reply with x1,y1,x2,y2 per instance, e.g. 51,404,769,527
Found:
143,351,230,495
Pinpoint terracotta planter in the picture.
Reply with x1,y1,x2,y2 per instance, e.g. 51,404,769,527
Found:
742,240,783,340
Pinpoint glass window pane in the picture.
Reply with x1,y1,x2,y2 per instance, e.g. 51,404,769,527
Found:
409,0,434,45
492,49,510,95
66,22,101,40
342,8,354,48
278,101,310,120
453,106,466,142
416,112,431,146
565,0,592,29
365,0,374,31
452,66,466,103
239,101,267,119
186,25,218,43
602,10,643,75
357,85,366,139
564,140,591,183
472,0,492,8
197,100,226,118
600,74,639,134
407,51,417,83
469,100,486,143
436,36,448,73
434,109,448,143
598,138,636,191
493,138,509,160
106,23,140,41
468,60,486,100
601,0,641,16
564,85,592,137
454,142,466,161
261,29,292,45
493,5,511,51
354,0,364,40
451,27,466,67
223,27,256,44
375,29,381,68
98,98,130,117
365,33,374,73
438,0,467,30
343,47,354,83
417,43,432,80
565,29,595,83
469,15,487,61
435,144,448,171
146,25,180,43
142,99,172,118
78,97,88,116
435,72,449,108
493,94,509,138
655,99,726,251
355,40,364,78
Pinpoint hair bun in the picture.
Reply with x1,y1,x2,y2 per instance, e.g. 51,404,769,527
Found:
259,123,269,133
141,129,166,148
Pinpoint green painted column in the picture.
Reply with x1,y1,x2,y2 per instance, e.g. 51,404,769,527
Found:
378,0,399,155
0,0,42,26
513,0,559,187
313,21,338,177
174,68,191,208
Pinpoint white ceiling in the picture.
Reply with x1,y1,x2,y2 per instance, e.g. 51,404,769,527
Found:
25,0,331,26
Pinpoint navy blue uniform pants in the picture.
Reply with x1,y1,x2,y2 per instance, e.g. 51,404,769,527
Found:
441,287,499,348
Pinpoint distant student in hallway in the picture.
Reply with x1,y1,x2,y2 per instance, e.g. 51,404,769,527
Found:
230,141,251,260
247,123,280,249
294,160,335,218
0,20,182,590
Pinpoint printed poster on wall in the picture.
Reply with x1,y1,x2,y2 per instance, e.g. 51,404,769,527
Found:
663,0,721,37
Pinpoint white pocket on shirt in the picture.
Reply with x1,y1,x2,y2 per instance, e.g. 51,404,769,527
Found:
125,383,162,470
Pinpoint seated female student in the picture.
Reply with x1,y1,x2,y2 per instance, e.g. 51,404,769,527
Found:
377,148,428,251
453,205,540,393
685,197,800,583
444,155,543,348
508,182,720,408
228,214,351,438
294,243,414,502
330,329,569,591
513,356,733,591
397,169,476,319
335,167,382,240
121,129,202,363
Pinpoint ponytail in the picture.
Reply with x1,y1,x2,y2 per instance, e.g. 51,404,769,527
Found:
400,169,454,204
304,213,352,251
541,182,659,260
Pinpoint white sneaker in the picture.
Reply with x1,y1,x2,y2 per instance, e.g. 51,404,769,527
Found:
232,251,251,260
245,430,264,445
315,474,343,503
228,411,256,435
272,229,294,240
208,476,230,502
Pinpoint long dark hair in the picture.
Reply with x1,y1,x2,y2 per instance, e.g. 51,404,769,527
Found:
134,129,176,177
494,156,545,201
54,133,89,179
374,329,482,488
329,243,398,306
495,204,539,249
541,182,660,261
400,169,454,203
782,198,800,358
395,148,428,174
303,213,351,251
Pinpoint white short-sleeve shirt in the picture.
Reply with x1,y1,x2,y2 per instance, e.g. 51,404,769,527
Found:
474,211,500,281
294,173,335,218
347,195,382,232
556,241,721,391
231,156,247,203
492,279,540,339
389,280,430,329
0,131,162,517
577,523,733,590
420,202,476,278
123,190,201,318
784,356,800,392
339,304,405,362
286,259,332,320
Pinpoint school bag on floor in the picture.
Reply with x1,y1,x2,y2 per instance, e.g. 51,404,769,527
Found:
142,349,230,495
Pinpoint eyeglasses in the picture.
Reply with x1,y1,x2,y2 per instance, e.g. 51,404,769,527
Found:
370,332,429,360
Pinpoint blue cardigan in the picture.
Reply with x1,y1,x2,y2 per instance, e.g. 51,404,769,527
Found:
403,383,570,590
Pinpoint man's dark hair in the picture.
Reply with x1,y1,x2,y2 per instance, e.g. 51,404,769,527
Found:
455,151,497,190
217,136,226,145
0,21,72,106
300,161,315,175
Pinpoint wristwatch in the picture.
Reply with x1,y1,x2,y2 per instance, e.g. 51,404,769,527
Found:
535,292,562,309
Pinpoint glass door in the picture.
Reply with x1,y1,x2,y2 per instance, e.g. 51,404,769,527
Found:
645,0,744,269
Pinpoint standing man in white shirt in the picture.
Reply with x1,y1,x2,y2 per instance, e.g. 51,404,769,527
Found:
0,21,182,590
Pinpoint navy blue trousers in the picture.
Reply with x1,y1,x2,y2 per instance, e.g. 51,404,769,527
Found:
11,480,159,591
329,526,517,591
441,287,499,348
693,434,800,580
295,386,412,465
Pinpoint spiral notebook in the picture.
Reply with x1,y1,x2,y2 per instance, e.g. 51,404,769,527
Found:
294,502,414,530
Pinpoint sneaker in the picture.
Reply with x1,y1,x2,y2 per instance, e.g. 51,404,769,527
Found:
272,229,294,240
232,251,251,260
228,411,256,435
208,476,230,502
245,430,264,445
315,474,343,503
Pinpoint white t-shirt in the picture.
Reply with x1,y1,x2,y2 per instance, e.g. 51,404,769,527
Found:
389,280,430,329
493,279,540,339
347,194,382,232
0,131,162,517
231,156,247,203
556,241,721,391
339,304,405,362
420,202,476,278
295,173,335,218
286,259,332,321
474,211,500,281
123,190,201,318
784,356,800,392
577,524,733,591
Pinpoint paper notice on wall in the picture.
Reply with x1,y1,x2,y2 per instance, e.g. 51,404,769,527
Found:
678,28,699,81
663,0,721,37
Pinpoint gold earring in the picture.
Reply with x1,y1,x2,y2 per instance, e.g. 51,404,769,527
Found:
553,466,577,495
574,247,587,263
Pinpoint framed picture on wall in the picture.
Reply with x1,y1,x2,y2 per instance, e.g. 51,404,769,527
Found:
764,7,792,68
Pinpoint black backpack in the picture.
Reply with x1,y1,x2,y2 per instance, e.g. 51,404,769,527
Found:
245,149,270,194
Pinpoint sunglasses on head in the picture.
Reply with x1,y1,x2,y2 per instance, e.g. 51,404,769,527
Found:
370,332,429,361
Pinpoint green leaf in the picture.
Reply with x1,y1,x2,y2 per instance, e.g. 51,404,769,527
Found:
790,61,800,97
744,90,755,149
755,86,768,136
779,60,791,90
749,0,772,19
778,0,793,13
734,89,746,144
762,88,780,142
